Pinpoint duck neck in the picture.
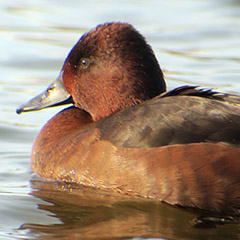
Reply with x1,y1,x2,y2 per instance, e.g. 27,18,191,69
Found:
73,67,166,121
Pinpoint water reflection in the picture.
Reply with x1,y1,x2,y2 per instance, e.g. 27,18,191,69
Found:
18,180,240,240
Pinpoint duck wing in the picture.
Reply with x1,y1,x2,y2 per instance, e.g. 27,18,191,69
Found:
99,86,240,148
161,85,240,104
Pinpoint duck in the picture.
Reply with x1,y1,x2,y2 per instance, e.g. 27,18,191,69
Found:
17,22,240,214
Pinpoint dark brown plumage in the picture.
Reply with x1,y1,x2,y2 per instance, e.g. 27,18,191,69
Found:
17,22,240,214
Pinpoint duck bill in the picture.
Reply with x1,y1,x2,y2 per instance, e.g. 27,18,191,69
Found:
16,71,73,114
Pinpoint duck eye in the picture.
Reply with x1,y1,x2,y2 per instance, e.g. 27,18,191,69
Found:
79,58,90,69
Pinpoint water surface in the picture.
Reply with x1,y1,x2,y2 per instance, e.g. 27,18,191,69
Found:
1,0,240,239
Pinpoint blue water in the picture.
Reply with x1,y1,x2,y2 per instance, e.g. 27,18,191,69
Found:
1,0,240,239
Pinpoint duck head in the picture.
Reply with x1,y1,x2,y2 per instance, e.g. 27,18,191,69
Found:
17,22,166,121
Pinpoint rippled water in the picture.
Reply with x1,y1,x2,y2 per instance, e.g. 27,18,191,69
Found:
1,0,240,239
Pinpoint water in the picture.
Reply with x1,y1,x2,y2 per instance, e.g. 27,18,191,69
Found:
1,0,240,239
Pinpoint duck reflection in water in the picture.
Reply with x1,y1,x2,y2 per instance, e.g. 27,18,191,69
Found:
19,179,240,240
